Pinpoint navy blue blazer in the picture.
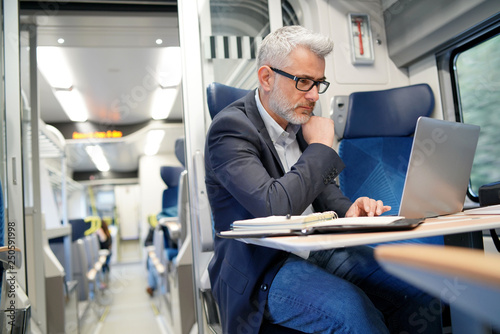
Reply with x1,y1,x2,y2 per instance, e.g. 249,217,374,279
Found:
205,90,353,334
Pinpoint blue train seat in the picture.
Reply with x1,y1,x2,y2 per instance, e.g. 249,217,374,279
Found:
203,82,305,334
67,216,110,311
206,82,249,119
69,218,88,241
157,166,184,260
158,166,184,220
147,142,189,300
333,83,443,244
175,136,186,167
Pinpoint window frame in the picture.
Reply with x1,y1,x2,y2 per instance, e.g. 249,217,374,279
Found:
436,13,500,203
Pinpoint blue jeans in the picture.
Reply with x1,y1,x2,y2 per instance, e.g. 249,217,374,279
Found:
265,246,442,334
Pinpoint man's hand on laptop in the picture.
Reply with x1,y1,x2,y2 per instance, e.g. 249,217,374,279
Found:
345,197,391,217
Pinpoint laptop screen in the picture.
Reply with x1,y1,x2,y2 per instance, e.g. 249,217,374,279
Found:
398,117,480,218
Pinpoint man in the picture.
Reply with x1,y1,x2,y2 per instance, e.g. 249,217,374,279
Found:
205,26,440,334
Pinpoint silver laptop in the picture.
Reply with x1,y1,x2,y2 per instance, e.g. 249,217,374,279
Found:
399,117,480,219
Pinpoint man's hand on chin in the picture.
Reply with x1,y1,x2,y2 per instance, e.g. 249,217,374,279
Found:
301,116,335,147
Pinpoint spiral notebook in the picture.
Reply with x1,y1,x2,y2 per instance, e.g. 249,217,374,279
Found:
218,211,423,238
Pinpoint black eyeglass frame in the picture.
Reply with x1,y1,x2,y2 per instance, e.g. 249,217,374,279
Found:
270,67,330,94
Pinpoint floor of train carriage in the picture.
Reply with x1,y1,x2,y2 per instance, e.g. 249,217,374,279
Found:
79,239,177,334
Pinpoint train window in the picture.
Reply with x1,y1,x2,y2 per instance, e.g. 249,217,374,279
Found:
453,33,500,197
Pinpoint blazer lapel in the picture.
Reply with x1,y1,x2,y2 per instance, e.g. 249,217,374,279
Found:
243,91,285,174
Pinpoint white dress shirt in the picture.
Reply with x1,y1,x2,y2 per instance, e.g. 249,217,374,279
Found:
255,89,315,217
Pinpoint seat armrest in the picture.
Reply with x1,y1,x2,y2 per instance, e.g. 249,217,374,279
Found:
94,261,103,271
147,249,166,275
200,268,211,292
159,217,182,240
152,260,165,274
87,268,97,282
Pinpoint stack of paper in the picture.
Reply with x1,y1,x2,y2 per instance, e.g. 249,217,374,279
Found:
231,211,339,231
219,212,416,238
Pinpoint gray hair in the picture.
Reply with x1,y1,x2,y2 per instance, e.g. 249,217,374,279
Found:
257,25,333,69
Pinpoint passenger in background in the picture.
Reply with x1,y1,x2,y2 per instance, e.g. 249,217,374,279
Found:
205,26,442,334
97,219,112,276
145,217,159,297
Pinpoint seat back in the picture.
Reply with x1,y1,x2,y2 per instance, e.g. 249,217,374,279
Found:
201,83,306,334
193,85,229,331
174,138,189,247
206,82,250,118
201,82,249,251
153,227,166,263
69,218,88,241
193,151,214,253
156,166,184,263
82,235,95,271
177,170,189,247
191,150,222,333
175,137,186,167
333,84,434,215
90,234,101,261
72,239,90,301
333,84,442,244
159,166,184,218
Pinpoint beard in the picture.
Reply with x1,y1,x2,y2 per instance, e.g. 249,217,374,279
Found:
268,88,315,125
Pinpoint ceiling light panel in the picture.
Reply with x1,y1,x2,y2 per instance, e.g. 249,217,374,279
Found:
37,46,73,89
155,46,182,88
53,89,89,122
151,87,177,120
144,129,165,156
85,145,110,172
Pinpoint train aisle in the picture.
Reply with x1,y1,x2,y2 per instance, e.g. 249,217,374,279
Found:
81,240,174,334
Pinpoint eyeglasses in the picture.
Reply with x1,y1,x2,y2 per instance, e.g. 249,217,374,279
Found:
270,67,330,94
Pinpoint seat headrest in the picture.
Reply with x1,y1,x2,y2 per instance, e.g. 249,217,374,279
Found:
160,166,184,187
175,137,185,167
335,84,434,139
206,82,250,119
